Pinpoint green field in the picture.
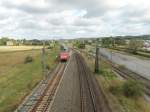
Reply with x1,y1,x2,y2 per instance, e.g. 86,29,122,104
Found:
0,47,59,112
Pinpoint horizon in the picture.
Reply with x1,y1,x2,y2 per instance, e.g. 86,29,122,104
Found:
1,34,150,40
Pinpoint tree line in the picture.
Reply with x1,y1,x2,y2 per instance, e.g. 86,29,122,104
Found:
101,37,144,54
0,37,54,46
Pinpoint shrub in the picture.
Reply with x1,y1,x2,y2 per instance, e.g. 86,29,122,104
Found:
122,80,143,98
109,80,123,95
46,64,50,70
109,85,122,95
126,39,143,54
47,46,52,49
24,56,33,64
118,65,125,69
109,80,143,98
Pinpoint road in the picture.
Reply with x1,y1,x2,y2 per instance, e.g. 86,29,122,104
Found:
99,48,150,80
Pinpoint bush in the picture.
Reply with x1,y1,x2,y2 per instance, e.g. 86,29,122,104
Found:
47,46,52,49
118,65,125,69
109,80,143,98
46,64,50,70
109,85,122,95
122,80,143,98
109,80,123,95
24,56,33,64
127,39,143,54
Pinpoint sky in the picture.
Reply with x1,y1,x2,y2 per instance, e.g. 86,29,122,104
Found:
0,0,150,39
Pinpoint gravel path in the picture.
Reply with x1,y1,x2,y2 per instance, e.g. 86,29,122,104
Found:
99,48,150,80
49,53,81,112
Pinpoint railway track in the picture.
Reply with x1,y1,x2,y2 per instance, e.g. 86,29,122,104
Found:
78,49,150,97
16,63,66,112
75,52,112,112
95,51,150,97
30,63,65,112
112,65,150,96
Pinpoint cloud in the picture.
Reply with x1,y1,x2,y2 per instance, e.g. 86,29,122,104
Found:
0,0,150,39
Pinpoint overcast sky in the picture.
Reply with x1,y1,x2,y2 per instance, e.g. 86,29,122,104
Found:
0,0,150,39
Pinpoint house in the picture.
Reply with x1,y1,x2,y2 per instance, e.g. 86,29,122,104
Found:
6,41,14,46
143,40,150,51
143,40,150,48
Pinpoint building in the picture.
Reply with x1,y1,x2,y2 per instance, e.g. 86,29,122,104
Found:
6,41,14,46
144,40,150,47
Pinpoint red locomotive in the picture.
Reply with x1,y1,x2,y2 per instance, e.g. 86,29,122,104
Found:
60,45,69,61
60,51,69,61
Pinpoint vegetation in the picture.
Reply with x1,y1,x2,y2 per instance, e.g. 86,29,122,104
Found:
101,37,126,48
24,56,33,64
80,48,150,112
101,37,113,48
127,39,143,54
73,40,85,49
109,46,150,59
46,64,50,70
0,37,9,45
109,80,143,98
100,37,149,58
0,37,58,46
0,46,59,112
122,80,143,98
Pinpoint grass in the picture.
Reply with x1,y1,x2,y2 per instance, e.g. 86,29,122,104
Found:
80,49,150,112
137,51,150,58
109,47,150,59
0,47,59,112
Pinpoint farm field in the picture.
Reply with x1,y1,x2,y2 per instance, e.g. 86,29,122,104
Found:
0,46,59,112
0,46,43,52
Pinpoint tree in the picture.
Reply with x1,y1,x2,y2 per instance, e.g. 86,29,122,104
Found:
0,37,9,45
73,40,85,49
101,37,113,48
127,39,143,54
114,38,126,46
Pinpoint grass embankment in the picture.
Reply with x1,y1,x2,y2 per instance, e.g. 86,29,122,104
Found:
0,47,59,112
80,49,150,112
110,47,150,59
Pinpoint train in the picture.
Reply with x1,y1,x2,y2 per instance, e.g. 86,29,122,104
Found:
59,44,70,61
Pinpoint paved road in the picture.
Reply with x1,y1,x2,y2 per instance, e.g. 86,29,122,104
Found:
99,48,150,80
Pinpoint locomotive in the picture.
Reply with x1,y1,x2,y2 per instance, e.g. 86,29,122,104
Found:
59,45,69,61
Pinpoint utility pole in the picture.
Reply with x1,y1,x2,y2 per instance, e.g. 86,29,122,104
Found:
95,40,99,73
41,41,46,80
110,36,113,72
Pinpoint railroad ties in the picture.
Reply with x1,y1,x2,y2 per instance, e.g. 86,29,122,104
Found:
16,63,66,112
17,51,113,112
82,49,150,98
75,52,112,112
99,53,150,97
31,64,65,112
